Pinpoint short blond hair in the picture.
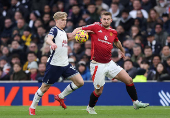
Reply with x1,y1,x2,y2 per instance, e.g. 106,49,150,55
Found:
53,12,67,20
101,11,112,17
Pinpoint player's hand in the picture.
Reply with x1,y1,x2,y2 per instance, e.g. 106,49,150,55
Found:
51,43,57,50
120,51,125,59
86,30,94,34
67,33,75,40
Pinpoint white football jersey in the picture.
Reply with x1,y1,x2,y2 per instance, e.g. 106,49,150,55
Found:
47,26,69,66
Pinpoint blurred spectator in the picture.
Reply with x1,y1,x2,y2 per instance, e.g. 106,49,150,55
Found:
134,36,144,48
150,54,161,71
146,32,162,54
129,0,148,19
65,0,78,15
7,0,29,20
112,0,124,11
143,46,153,63
141,0,153,12
43,5,52,16
162,13,170,35
23,51,38,71
37,26,46,45
131,44,144,64
134,17,146,33
28,42,41,59
36,63,46,82
82,0,91,9
77,61,91,80
10,40,23,56
0,33,11,46
164,56,170,75
78,19,87,27
2,18,15,36
84,48,91,60
28,61,38,81
82,12,95,25
0,67,10,80
154,0,170,16
111,50,123,66
21,26,32,46
9,54,21,75
116,25,126,43
123,39,135,55
0,56,11,75
154,62,170,81
118,9,134,34
14,11,23,24
140,60,156,80
32,19,43,34
161,45,170,62
2,46,10,58
95,0,109,13
136,10,147,30
87,4,100,22
123,59,137,79
154,23,169,47
31,0,47,12
40,55,48,64
147,9,160,32
10,63,28,81
130,26,142,39
80,54,90,67
71,5,83,26
49,20,56,28
12,33,24,46
67,46,73,56
57,1,64,12
133,68,147,82
109,2,121,28
165,35,170,47
73,42,84,62
13,18,28,36
85,40,91,49
29,10,41,28
65,19,74,33
40,43,50,57
42,13,51,31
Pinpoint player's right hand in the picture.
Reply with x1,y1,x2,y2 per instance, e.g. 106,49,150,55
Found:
51,43,57,50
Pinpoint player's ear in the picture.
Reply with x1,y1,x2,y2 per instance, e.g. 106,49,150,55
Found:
100,18,102,22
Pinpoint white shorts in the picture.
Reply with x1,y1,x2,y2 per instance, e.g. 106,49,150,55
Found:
90,60,123,89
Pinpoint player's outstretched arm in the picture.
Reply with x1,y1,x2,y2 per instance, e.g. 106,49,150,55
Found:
114,40,125,59
46,35,57,50
71,27,82,36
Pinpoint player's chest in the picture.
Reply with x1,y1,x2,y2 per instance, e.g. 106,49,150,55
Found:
56,32,68,47
95,29,116,43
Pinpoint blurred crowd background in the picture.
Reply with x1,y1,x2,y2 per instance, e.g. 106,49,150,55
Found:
0,0,170,82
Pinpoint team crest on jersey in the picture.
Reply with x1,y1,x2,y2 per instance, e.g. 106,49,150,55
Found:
96,84,100,88
110,32,113,36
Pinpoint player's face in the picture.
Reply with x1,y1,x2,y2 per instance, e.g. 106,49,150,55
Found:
57,17,67,29
100,15,112,28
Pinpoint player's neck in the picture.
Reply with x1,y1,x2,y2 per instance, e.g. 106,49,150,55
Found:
56,24,63,30
102,24,110,29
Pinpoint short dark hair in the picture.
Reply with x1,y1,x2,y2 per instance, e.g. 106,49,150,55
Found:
141,60,149,65
13,62,22,67
144,46,152,50
124,59,133,65
27,51,36,57
111,2,119,6
152,54,161,61
155,23,163,29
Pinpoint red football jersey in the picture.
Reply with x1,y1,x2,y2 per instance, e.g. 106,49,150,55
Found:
82,22,119,63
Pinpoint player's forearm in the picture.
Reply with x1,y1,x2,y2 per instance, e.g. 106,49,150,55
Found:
72,27,82,36
46,36,55,45
115,41,125,53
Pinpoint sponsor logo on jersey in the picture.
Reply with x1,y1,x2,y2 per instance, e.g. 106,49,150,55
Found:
158,90,170,106
98,30,102,33
62,40,67,47
98,38,111,45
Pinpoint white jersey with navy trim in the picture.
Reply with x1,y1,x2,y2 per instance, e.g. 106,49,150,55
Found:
47,26,69,66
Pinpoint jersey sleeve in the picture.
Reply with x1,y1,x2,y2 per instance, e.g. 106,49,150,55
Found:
48,27,58,37
113,31,119,42
82,23,96,31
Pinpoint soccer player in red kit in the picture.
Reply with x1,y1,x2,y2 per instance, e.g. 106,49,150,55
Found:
70,12,149,114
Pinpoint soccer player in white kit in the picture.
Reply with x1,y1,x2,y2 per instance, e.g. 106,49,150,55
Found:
29,12,84,115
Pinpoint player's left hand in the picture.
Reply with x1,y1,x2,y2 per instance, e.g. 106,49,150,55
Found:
120,52,125,59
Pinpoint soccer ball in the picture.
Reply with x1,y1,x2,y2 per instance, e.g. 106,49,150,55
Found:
75,30,89,43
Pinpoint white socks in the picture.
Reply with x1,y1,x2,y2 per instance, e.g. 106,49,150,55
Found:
30,88,44,109
59,82,78,99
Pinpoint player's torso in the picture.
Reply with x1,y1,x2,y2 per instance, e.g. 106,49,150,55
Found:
90,24,117,63
48,28,69,66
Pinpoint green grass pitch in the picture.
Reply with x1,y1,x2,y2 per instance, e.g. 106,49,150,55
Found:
0,106,169,118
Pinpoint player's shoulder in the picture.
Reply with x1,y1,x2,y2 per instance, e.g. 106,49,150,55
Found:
50,26,57,32
109,27,117,33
